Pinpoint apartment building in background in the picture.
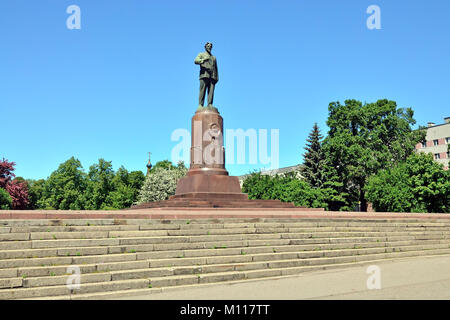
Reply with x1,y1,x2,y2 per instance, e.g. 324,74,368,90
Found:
415,117,450,170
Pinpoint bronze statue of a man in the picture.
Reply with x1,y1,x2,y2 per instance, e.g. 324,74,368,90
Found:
195,42,218,108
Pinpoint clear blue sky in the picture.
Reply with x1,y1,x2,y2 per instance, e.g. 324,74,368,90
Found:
1,0,449,180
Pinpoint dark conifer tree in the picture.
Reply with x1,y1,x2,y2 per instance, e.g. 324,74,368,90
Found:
301,123,324,188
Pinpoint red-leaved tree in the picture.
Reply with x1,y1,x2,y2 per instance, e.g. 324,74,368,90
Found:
0,158,30,209
6,180,30,209
0,158,16,189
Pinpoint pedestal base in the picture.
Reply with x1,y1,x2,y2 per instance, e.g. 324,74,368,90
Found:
130,173,299,208
131,195,298,209
131,106,316,209
175,174,241,194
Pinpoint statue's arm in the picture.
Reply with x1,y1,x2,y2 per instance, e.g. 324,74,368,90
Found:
194,53,205,65
215,59,219,82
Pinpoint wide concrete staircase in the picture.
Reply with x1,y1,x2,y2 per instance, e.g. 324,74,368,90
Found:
1,217,450,299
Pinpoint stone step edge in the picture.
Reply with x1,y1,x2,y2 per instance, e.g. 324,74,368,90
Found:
2,234,449,261
73,251,450,300
4,222,450,232
2,212,450,220
3,218,450,227
4,227,450,242
4,224,450,234
21,251,450,300
4,229,450,245
1,237,446,272
2,235,450,261
4,242,450,286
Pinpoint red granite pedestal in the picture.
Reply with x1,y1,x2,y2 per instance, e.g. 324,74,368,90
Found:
132,107,302,209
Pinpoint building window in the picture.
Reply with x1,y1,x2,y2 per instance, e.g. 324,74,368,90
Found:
433,139,439,146
447,151,450,159
421,141,427,148
434,153,441,160
446,137,450,144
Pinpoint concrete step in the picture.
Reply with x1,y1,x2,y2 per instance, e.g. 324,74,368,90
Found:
5,246,450,299
29,251,450,300
3,232,450,261
7,225,139,233
2,217,450,300
0,278,150,299
146,247,450,288
3,218,450,228
2,238,445,269
143,239,450,267
3,228,450,250
3,240,450,283
4,223,450,235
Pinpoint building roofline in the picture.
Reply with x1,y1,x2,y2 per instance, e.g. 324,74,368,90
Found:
414,122,450,131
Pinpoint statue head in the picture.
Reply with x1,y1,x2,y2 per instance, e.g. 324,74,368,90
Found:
204,42,213,53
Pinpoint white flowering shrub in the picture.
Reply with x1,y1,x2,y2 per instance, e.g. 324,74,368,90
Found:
136,165,187,203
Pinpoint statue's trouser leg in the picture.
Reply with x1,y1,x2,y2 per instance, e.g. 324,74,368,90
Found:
199,79,207,106
207,81,215,106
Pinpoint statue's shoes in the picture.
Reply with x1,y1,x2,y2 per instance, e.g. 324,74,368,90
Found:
196,105,219,113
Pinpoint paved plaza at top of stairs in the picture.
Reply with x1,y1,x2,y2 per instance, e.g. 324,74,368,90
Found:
0,209,449,300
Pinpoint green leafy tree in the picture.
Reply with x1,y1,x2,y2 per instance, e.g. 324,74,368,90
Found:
0,188,12,209
366,153,450,213
103,167,145,209
127,170,145,201
321,99,426,211
242,172,327,209
150,160,174,172
12,157,146,210
136,161,187,203
84,159,115,210
26,179,46,209
104,184,136,210
320,168,350,211
242,172,276,200
112,166,130,186
38,157,87,210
